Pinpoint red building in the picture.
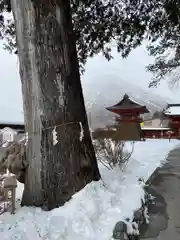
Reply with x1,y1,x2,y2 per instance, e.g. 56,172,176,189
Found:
141,104,180,139
163,104,180,137
106,94,149,122
93,94,180,141
164,104,180,124
106,95,180,140
106,94,149,141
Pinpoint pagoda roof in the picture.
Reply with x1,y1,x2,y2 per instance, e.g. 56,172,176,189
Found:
106,94,149,113
167,103,180,108
164,105,180,116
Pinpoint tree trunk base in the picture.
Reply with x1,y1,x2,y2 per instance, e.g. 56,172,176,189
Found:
21,188,43,207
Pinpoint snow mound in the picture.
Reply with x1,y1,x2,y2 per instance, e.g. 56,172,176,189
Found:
0,139,178,240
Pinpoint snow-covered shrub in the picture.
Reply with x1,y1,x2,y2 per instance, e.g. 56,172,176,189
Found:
93,138,134,170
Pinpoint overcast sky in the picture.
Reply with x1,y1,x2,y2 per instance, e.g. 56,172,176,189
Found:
0,43,179,123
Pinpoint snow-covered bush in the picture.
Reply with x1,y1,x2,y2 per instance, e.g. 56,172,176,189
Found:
93,138,134,170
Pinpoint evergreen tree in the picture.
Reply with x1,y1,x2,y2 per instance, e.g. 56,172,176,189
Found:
1,1,180,86
0,0,179,209
0,0,103,210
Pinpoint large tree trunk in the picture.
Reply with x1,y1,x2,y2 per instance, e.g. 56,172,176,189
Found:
11,0,101,210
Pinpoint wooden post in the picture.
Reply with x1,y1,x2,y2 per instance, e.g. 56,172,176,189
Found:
11,187,16,214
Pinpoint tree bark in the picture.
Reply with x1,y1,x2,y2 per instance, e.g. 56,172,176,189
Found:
11,0,101,210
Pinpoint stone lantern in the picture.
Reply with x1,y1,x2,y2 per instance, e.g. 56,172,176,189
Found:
1,173,17,214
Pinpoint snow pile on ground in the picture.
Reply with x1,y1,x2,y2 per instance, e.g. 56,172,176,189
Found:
0,139,179,240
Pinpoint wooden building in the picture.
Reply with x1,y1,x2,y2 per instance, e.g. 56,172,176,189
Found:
0,121,25,147
106,94,149,121
94,95,180,141
105,94,150,141
0,122,24,133
141,103,180,139
163,104,180,133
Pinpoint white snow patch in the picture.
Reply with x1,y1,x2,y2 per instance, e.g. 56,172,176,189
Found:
52,127,58,146
0,139,179,240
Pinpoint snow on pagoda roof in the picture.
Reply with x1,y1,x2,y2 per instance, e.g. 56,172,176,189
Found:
164,105,180,116
106,94,149,113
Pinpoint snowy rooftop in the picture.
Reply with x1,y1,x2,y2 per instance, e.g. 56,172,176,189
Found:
106,94,149,113
164,106,180,116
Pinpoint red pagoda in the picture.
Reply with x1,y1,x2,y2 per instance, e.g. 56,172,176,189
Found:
105,94,150,141
106,94,149,122
93,94,180,141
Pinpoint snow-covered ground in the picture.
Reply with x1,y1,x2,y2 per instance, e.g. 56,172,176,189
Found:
0,139,179,240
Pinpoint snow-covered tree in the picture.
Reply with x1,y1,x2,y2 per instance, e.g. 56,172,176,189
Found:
1,0,179,210
0,0,102,210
